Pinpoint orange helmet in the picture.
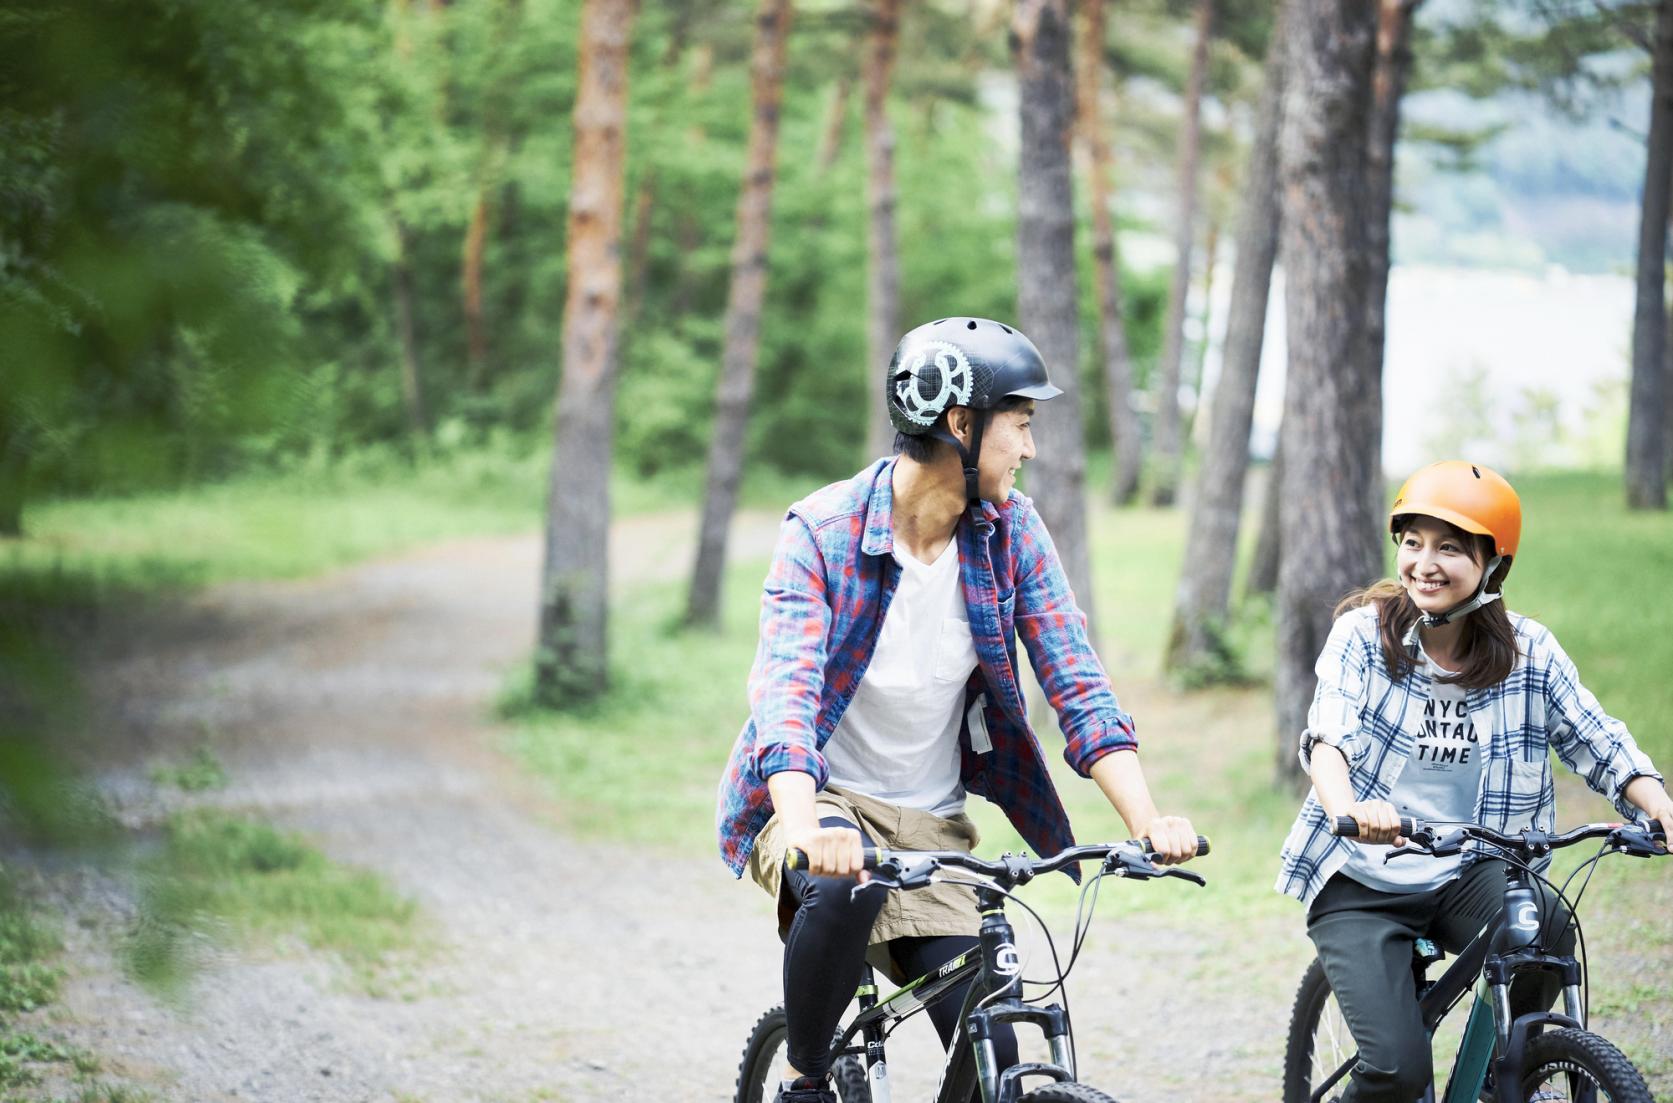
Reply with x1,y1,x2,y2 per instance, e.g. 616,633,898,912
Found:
1389,461,1521,560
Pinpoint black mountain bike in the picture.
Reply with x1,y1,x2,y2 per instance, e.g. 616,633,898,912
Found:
733,837,1208,1103
1282,815,1668,1103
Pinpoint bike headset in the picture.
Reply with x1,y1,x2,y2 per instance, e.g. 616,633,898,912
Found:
1388,460,1522,628
886,317,1063,505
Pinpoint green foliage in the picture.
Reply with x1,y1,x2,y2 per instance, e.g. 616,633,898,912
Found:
0,878,60,1018
147,746,228,794
129,810,420,992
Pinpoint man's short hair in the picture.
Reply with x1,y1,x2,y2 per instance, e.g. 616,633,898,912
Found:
893,396,1033,463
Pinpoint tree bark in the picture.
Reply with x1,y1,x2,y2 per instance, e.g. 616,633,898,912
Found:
1363,0,1420,519
0,416,27,538
1076,0,1142,507
1014,0,1097,638
816,69,853,171
1626,0,1673,510
686,0,794,628
1165,0,1289,677
392,216,429,440
462,183,494,389
1151,0,1214,507
863,0,902,462
1246,432,1283,598
534,0,635,705
1274,0,1382,787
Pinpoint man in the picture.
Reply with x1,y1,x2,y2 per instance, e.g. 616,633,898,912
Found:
716,317,1198,1103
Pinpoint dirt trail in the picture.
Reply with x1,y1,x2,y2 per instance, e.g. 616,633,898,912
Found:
25,508,1310,1103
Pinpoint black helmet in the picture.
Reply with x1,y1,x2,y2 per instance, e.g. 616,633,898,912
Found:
886,317,1062,436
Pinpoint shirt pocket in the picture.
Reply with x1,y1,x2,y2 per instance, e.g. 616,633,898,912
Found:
935,618,977,682
1505,755,1552,827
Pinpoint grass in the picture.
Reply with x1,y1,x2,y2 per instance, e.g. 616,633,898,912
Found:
128,810,422,994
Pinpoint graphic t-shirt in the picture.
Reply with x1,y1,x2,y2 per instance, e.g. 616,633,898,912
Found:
823,536,977,817
1341,647,1483,892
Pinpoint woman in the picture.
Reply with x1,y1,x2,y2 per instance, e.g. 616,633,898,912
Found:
1275,460,1673,1103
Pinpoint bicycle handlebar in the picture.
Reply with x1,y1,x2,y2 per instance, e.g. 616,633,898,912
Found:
784,836,1210,880
1330,815,1419,838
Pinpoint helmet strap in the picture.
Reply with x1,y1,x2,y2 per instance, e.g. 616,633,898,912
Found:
1420,554,1505,628
930,407,988,506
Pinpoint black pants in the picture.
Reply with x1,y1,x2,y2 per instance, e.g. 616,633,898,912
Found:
1306,860,1576,1103
780,816,1019,1082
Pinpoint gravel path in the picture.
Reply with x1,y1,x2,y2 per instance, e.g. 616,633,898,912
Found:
21,510,1315,1102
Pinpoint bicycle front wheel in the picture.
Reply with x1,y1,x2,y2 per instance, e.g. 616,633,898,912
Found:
1016,1081,1119,1103
1282,957,1354,1103
1520,1028,1651,1103
732,1006,871,1103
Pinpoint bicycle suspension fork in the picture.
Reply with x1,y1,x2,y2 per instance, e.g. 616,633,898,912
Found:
854,965,892,1103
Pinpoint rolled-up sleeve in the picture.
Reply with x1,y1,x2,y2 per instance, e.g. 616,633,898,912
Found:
1299,611,1374,772
746,513,832,787
1010,500,1137,776
1537,629,1661,819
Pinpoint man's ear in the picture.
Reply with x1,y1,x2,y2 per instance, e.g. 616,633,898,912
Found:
945,406,972,447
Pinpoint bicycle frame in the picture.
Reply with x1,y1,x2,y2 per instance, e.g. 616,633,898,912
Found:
1308,863,1586,1103
830,883,1077,1103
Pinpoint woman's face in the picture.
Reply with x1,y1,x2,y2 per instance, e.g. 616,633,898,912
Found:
1397,516,1486,615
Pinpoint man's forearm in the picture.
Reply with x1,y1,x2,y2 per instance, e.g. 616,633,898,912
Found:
1088,749,1159,839
767,770,820,836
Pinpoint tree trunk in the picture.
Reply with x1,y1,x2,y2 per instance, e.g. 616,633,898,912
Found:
1184,206,1221,444
1165,0,1289,677
0,416,27,538
1626,0,1673,510
1076,0,1142,507
686,0,794,628
1246,432,1283,598
863,0,902,462
1151,0,1213,507
391,216,429,440
534,0,635,706
622,172,656,321
1363,0,1420,521
817,69,853,172
1014,0,1097,637
1274,0,1382,788
462,184,493,390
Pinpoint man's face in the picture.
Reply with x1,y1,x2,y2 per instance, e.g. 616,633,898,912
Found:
977,403,1037,501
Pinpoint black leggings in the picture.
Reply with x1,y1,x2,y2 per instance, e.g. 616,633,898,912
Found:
780,816,1019,1081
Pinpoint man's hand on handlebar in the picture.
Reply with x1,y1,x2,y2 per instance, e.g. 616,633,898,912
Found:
1329,800,1409,846
783,824,869,880
1139,815,1200,866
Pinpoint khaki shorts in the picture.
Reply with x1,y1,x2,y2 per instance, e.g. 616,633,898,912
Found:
748,785,982,945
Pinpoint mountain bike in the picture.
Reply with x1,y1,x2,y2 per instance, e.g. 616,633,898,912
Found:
733,837,1209,1103
1282,815,1667,1103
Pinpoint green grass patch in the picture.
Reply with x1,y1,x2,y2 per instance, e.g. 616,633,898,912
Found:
146,746,227,793
129,810,421,993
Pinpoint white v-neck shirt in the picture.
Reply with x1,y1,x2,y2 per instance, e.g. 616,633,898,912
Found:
822,536,978,817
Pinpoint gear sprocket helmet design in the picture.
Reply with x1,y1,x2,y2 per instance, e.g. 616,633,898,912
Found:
1389,460,1523,626
886,318,1062,436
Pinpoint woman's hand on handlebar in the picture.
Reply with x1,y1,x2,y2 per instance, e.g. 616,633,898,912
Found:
784,824,868,879
1334,800,1408,846
1140,815,1201,866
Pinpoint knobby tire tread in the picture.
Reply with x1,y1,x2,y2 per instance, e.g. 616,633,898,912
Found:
731,1004,871,1103
1015,1081,1120,1102
1282,957,1336,1103
1521,1028,1651,1103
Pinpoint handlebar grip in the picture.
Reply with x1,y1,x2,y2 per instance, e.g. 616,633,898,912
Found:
1140,835,1211,858
1331,816,1418,838
784,846,887,873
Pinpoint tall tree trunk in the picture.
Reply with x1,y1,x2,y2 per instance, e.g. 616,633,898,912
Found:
863,0,902,461
1246,432,1283,598
534,0,635,706
817,69,854,171
1363,0,1420,520
1076,0,1142,507
1151,0,1213,507
1627,0,1673,510
1165,0,1289,676
1274,0,1382,788
392,216,429,440
0,416,27,537
622,171,656,321
686,0,794,628
669,44,715,322
1184,206,1221,444
462,183,494,389
1014,0,1097,637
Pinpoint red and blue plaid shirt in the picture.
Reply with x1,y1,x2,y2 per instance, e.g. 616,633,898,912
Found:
716,457,1139,877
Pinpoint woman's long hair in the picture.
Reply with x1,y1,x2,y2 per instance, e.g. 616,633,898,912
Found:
1335,522,1519,689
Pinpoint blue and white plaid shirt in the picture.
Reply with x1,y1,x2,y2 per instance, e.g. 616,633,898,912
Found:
1276,605,1662,907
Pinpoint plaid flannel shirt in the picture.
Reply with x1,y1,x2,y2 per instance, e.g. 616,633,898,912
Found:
716,457,1138,878
1276,605,1662,907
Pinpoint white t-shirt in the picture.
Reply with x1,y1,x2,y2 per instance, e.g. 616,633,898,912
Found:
823,536,978,817
1341,647,1483,893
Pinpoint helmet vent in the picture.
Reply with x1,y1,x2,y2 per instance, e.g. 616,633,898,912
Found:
1000,324,1012,333
966,320,978,330
1471,465,1481,478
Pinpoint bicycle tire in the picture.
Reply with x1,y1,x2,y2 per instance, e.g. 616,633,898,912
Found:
732,1005,872,1103
1281,957,1354,1103
1015,1082,1120,1102
1520,1028,1651,1103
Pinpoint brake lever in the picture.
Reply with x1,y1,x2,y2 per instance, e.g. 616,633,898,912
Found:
1160,867,1206,887
1610,823,1669,858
